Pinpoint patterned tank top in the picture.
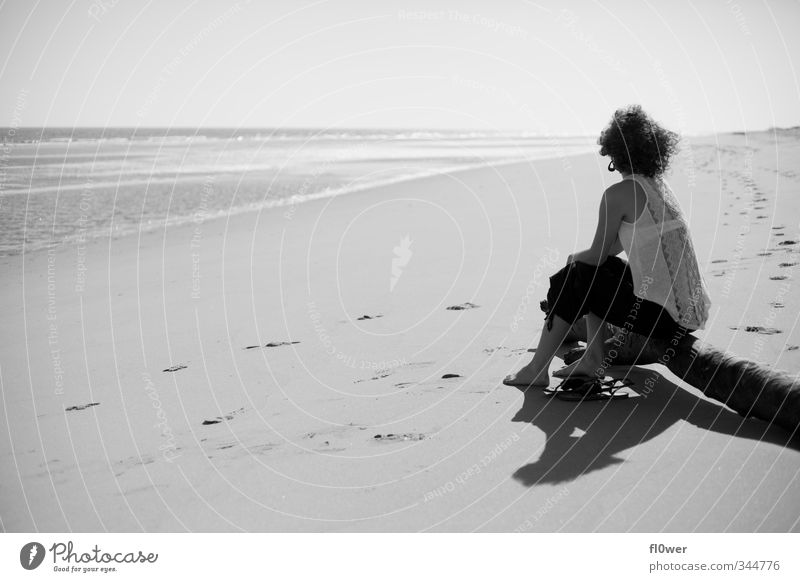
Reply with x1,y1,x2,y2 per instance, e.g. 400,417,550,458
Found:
617,174,711,330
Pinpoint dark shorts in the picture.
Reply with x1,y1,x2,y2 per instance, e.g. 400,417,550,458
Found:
544,256,683,339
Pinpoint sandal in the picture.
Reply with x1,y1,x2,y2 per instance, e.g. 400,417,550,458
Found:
555,377,633,402
543,376,592,398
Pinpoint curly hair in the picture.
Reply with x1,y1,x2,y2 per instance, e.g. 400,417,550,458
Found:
598,105,679,177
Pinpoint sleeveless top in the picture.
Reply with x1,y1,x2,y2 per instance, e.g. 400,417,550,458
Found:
617,174,711,330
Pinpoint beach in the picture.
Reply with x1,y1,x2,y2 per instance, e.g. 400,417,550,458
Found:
1,131,798,532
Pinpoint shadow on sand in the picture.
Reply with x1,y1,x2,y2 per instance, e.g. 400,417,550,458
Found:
510,365,800,487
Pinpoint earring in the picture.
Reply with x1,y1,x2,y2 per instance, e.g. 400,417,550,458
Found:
607,160,615,172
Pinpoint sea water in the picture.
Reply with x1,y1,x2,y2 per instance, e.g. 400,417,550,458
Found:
0,127,595,255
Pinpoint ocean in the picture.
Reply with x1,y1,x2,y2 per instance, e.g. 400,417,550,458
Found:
0,127,595,255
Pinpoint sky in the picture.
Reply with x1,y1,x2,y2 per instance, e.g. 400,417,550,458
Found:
0,0,798,134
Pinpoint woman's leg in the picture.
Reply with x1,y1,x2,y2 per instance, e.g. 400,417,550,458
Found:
553,256,630,378
504,313,574,387
552,312,606,378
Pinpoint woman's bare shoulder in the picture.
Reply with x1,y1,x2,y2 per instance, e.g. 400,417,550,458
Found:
604,179,635,204
605,179,648,219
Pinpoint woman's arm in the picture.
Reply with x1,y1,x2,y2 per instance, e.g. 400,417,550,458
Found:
608,234,623,256
569,187,625,266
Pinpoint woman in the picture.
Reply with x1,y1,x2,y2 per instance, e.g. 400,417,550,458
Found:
505,105,711,397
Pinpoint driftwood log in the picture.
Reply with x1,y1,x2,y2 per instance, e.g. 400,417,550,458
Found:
542,301,800,435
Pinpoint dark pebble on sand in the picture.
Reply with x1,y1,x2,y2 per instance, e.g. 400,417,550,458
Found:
779,262,798,268
373,433,425,442
730,326,782,335
357,314,383,320
66,402,100,412
446,302,480,311
770,275,789,280
442,373,462,379
778,240,797,246
202,407,244,426
163,364,187,372
246,341,300,349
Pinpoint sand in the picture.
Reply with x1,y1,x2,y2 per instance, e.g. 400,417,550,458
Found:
1,132,799,532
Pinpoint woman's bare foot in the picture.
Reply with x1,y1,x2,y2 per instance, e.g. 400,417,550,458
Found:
503,364,550,388
552,354,603,378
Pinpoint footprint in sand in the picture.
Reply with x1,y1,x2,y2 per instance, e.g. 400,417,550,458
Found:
373,433,425,442
441,373,462,379
446,302,480,311
778,240,797,246
770,302,785,309
770,275,789,280
244,341,300,350
393,381,416,388
711,259,727,264
779,262,798,268
113,453,158,477
66,402,100,412
208,441,279,459
246,443,279,455
730,326,782,335
354,360,434,384
787,345,799,351
202,407,246,426
163,364,187,372
356,314,384,321
484,346,533,356
353,371,392,384
772,226,785,230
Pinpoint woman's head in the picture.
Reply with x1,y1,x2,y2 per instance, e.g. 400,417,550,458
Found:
598,105,679,177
